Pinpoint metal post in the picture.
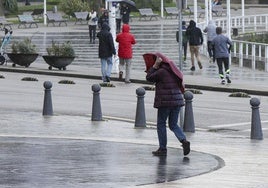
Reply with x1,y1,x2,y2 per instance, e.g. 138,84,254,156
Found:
43,81,53,116
91,84,103,121
183,91,195,132
107,1,119,74
250,98,263,140
135,87,146,128
177,0,184,126
44,0,47,25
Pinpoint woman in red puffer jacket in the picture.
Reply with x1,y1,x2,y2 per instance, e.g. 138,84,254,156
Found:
116,24,136,83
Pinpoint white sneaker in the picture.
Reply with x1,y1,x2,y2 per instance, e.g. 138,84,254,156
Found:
221,79,226,85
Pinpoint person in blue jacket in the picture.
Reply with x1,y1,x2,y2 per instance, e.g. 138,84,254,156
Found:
212,27,232,85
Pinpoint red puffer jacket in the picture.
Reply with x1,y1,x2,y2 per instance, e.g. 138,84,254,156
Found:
116,24,136,59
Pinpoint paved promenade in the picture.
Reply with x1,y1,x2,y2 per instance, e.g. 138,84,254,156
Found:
0,6,268,188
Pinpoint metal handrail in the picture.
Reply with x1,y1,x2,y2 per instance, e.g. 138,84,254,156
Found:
197,14,268,72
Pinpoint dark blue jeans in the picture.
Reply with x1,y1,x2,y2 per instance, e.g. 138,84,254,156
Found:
157,106,186,149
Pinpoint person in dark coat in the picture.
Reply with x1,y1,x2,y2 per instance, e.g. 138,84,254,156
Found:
116,24,136,83
120,3,130,24
98,11,109,29
145,52,190,156
96,23,116,82
186,20,203,71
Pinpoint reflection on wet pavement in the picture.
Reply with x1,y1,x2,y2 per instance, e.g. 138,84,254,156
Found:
0,110,224,187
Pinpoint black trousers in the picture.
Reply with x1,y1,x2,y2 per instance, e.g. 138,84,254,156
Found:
88,25,96,42
216,57,230,79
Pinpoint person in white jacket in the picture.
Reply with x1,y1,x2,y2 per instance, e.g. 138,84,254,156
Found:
88,9,98,44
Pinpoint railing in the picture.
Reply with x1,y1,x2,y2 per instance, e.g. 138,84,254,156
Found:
197,14,268,72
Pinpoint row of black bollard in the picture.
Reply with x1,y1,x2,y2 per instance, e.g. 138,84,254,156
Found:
43,82,263,140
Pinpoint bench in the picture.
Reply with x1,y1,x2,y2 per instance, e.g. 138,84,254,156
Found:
46,12,68,26
17,15,38,28
188,6,205,18
74,12,89,24
31,8,44,19
165,7,178,19
0,16,12,30
138,8,159,21
212,5,226,17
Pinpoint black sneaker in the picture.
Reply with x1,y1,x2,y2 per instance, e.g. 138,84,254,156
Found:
182,140,190,156
190,66,195,71
106,76,111,82
152,148,167,156
226,77,231,84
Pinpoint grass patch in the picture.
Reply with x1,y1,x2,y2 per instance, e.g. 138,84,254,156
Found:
58,80,75,84
21,77,38,81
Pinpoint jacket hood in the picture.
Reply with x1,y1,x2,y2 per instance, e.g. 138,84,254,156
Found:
101,23,110,31
189,20,196,27
122,24,130,33
143,52,185,92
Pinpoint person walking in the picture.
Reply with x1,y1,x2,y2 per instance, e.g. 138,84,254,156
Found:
97,23,116,83
88,9,98,44
203,20,217,62
186,20,203,71
145,52,190,156
98,10,109,29
115,3,122,33
176,21,188,61
211,27,232,85
120,3,131,24
116,24,136,83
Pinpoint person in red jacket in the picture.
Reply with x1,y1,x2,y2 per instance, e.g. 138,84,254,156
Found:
116,24,136,83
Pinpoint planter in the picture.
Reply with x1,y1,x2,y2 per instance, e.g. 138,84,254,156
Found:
7,53,39,67
42,55,75,70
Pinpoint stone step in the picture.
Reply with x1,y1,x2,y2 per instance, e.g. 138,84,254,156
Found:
7,23,181,71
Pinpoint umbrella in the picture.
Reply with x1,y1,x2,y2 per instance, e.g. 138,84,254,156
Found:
106,0,136,11
118,0,136,11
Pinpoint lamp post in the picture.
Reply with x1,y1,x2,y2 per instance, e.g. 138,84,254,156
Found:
176,0,185,126
105,1,119,73
44,0,47,25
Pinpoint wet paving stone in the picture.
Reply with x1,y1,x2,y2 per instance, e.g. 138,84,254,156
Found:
0,137,223,188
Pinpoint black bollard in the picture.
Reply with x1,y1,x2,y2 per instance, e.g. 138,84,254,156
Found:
250,98,263,140
183,91,195,132
135,87,146,128
91,84,102,121
43,81,53,116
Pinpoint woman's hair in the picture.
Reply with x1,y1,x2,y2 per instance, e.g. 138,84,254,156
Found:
216,27,222,34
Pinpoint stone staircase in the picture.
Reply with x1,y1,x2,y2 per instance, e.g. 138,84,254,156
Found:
10,21,181,72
